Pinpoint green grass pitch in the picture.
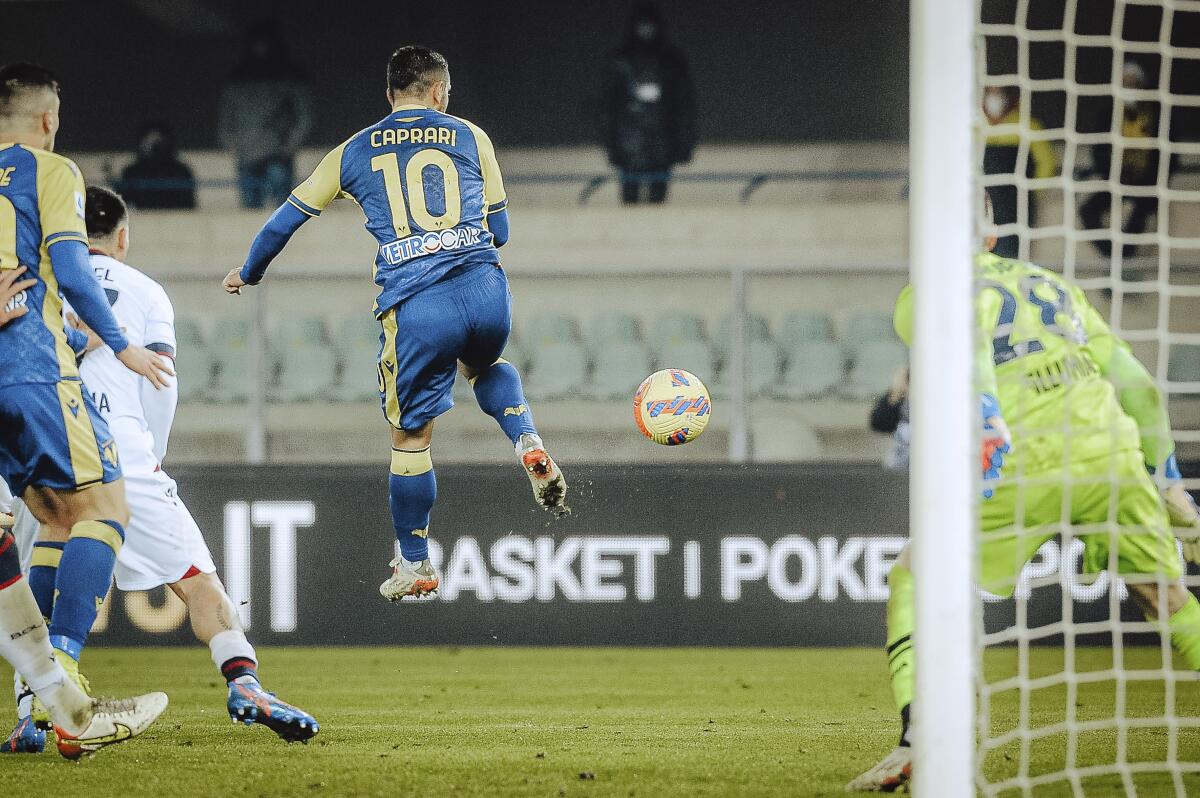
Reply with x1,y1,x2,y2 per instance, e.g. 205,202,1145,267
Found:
2,646,1198,796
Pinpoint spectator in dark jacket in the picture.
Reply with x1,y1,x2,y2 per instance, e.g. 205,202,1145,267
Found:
1078,60,1174,260
601,2,696,204
116,122,196,210
218,21,314,209
982,85,1057,259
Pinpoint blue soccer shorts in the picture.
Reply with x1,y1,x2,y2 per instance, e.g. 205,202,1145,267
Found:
377,262,512,431
0,380,122,496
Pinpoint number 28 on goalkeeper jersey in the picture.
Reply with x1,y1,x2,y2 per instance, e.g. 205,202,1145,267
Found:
893,252,1159,477
286,104,507,317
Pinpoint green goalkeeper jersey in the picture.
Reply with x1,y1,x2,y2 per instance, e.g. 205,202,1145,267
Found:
893,252,1173,477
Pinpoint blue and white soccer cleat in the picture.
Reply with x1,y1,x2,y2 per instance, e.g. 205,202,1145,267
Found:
0,716,46,754
227,679,319,743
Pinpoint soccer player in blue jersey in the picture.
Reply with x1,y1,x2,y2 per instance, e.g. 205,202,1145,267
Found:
223,47,568,601
0,63,172,756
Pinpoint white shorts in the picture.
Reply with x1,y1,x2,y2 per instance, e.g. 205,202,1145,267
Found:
112,469,216,591
11,469,216,591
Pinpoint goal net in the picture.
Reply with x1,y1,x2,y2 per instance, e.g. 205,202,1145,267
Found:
970,1,1200,795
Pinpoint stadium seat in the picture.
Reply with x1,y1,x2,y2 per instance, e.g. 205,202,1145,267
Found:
587,341,653,400
842,311,899,357
656,339,716,386
651,312,706,344
780,311,834,348
500,337,528,371
1168,344,1200,388
208,318,253,403
523,314,579,349
775,340,845,399
526,341,588,400
271,315,328,357
271,316,338,402
332,315,382,402
586,312,641,345
713,338,783,399
714,314,772,363
173,316,212,402
841,340,907,401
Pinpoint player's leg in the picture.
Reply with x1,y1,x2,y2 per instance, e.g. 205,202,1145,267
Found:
380,421,441,601
23,480,126,672
1076,452,1200,669
375,300,458,602
169,572,318,742
0,529,90,736
0,386,165,758
2,504,51,753
459,265,569,515
849,478,1056,792
0,526,167,760
9,383,127,725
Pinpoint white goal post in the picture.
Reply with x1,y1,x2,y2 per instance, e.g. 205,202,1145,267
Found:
909,0,976,795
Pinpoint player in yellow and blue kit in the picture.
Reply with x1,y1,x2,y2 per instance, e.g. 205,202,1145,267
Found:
224,47,568,601
0,63,173,756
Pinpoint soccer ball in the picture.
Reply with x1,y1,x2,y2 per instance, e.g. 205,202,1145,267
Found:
633,369,712,445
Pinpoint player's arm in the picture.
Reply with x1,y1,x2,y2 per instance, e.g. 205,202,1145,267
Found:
893,282,1010,497
468,122,510,247
224,140,348,294
38,159,127,352
1077,290,1173,469
139,288,179,462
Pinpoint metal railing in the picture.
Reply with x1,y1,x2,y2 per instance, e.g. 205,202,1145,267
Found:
109,168,911,206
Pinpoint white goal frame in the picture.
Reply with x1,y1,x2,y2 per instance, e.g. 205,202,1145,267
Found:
910,0,976,796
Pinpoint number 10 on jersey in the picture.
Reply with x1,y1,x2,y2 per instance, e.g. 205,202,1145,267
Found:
371,149,462,237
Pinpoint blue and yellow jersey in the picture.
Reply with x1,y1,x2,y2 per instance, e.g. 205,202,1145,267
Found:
0,144,88,386
289,105,507,316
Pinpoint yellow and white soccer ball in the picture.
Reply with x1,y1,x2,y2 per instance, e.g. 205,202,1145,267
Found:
632,369,712,445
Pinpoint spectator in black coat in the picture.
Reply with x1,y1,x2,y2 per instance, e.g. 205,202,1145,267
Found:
1078,60,1175,260
601,2,696,204
116,123,196,210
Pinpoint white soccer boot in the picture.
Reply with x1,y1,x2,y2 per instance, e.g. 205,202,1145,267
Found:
845,746,913,792
54,692,169,760
517,433,569,517
379,557,440,602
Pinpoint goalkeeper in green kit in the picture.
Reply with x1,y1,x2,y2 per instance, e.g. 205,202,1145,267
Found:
847,209,1200,792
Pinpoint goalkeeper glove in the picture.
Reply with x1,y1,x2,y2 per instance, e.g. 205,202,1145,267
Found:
981,393,1012,500
1150,454,1200,564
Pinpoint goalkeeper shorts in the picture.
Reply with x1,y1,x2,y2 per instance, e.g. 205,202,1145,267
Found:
979,448,1181,597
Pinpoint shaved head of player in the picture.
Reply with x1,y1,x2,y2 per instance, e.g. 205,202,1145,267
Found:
0,63,61,152
386,46,451,113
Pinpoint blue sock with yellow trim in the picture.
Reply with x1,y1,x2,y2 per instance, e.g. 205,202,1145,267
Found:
472,359,538,445
48,520,123,661
389,448,436,562
28,541,64,619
